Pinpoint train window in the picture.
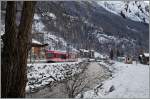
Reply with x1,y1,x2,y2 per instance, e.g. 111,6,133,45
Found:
56,54,59,58
47,53,54,58
60,54,66,59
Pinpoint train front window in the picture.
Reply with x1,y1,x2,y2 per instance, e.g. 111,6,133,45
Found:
47,53,54,58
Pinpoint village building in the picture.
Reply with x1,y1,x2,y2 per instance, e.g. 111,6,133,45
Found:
79,49,95,58
125,55,133,64
139,53,149,65
117,57,125,62
28,39,48,62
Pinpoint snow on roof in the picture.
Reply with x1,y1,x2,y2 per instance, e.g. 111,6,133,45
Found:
72,48,79,52
143,53,149,57
32,39,42,45
80,49,89,52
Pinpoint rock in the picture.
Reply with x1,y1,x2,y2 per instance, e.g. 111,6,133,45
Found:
108,85,115,92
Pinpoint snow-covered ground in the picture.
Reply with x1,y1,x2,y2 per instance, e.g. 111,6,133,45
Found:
26,60,84,93
82,61,149,98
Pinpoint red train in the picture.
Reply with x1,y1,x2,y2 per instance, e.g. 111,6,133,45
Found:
45,50,77,62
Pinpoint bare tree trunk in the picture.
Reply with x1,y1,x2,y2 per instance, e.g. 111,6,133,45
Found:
1,1,36,97
2,2,17,97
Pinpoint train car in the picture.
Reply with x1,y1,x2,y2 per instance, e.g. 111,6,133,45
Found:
45,50,77,62
45,50,67,62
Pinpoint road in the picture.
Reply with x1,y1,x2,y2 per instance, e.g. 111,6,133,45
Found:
26,62,111,98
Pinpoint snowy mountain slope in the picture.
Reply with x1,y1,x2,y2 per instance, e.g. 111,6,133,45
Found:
79,61,149,98
1,1,149,55
34,1,149,54
32,13,76,51
97,1,149,23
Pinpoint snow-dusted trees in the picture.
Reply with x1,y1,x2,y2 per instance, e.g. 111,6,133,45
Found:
109,48,114,60
62,63,89,98
1,1,36,97
116,48,121,57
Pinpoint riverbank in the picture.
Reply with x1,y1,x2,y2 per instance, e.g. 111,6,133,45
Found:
26,61,112,98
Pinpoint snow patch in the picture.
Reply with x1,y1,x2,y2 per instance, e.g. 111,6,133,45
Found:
42,12,56,20
47,12,56,20
34,14,40,20
32,20,45,33
82,61,149,98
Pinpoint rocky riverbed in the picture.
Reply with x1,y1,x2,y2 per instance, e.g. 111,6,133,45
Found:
26,61,112,98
